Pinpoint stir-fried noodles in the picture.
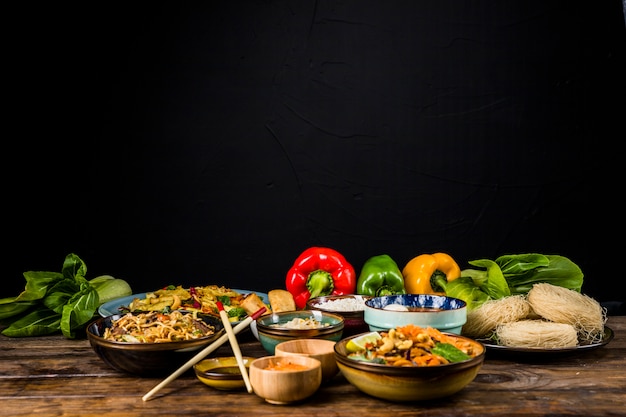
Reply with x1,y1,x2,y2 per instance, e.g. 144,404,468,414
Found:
103,311,217,343
126,285,261,321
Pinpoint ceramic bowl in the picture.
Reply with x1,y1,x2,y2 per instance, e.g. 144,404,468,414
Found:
306,294,371,336
249,355,322,404
86,312,224,377
364,294,467,334
334,331,485,401
194,356,254,390
275,338,339,382
255,310,344,354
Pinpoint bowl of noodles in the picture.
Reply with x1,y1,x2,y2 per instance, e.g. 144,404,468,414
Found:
86,310,225,377
334,324,485,402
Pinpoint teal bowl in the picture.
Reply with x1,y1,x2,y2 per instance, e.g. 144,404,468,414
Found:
255,310,344,354
364,294,467,334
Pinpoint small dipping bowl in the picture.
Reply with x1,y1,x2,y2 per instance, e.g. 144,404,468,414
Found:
194,356,254,390
249,355,322,405
275,338,339,383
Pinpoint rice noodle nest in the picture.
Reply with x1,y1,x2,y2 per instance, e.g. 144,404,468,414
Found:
495,320,579,348
461,294,530,338
527,283,606,343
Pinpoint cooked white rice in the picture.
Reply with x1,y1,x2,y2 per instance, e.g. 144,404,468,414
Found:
314,297,366,312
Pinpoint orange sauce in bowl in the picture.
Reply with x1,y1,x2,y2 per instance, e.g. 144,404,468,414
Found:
265,360,309,371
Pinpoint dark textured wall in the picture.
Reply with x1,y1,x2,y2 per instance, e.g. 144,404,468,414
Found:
5,2,625,306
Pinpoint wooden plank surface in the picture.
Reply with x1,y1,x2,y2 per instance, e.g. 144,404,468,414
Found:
1,317,624,417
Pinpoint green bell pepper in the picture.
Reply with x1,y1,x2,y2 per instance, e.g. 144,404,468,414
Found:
356,254,406,297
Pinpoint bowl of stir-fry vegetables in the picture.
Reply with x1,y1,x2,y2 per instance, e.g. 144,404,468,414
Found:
334,324,485,401
87,311,225,377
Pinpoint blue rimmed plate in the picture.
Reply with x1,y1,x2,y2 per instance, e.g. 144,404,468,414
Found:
98,288,269,325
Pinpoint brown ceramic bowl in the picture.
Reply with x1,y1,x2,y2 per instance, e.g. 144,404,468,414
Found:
86,312,224,377
334,330,485,402
249,355,322,404
275,338,339,382
306,294,371,336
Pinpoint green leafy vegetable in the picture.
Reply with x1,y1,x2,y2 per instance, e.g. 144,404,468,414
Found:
431,342,471,362
0,254,132,339
217,295,231,306
227,307,247,319
444,253,584,311
89,275,133,304
500,254,583,294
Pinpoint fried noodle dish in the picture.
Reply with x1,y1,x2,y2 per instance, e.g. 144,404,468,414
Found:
126,285,259,321
103,310,217,343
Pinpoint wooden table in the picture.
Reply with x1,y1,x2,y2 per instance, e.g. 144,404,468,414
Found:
1,316,624,417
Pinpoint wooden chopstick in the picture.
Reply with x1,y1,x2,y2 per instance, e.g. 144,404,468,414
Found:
142,306,266,402
217,301,253,393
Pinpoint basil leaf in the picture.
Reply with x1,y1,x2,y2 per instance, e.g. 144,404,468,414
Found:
431,342,471,363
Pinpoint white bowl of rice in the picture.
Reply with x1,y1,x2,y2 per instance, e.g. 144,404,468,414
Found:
306,294,371,337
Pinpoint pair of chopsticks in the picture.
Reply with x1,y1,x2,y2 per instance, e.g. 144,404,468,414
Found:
216,301,253,393
142,306,266,402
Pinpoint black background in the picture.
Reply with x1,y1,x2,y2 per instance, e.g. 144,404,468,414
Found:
5,2,625,307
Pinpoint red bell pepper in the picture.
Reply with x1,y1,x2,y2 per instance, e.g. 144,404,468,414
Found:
285,247,357,309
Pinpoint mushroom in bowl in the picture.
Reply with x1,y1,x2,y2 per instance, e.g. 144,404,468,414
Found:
86,310,224,377
334,324,485,401
364,294,467,334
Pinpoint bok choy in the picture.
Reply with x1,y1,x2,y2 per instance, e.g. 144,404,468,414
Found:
443,253,583,311
0,253,132,338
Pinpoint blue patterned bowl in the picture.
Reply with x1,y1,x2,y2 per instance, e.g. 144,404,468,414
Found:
364,294,466,334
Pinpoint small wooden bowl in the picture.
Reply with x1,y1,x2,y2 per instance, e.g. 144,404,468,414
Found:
249,355,322,404
275,339,338,383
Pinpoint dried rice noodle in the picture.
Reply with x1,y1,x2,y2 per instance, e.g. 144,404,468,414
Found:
495,320,578,348
527,283,606,342
461,295,530,338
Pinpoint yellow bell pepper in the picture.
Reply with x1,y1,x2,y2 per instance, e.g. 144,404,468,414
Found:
402,252,461,294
